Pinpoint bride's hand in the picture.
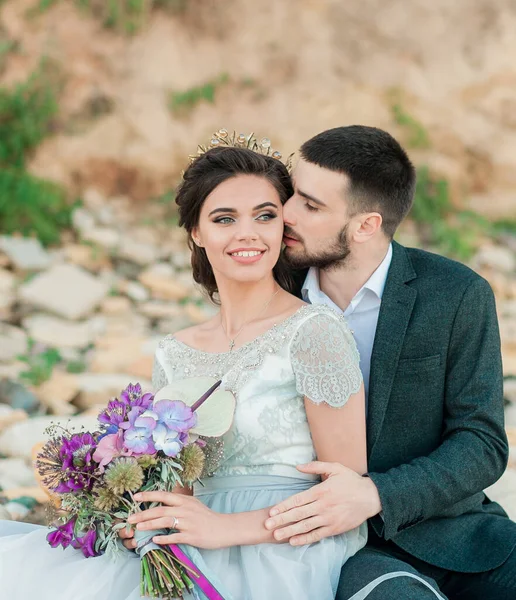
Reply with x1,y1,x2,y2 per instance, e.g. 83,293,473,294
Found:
126,491,230,550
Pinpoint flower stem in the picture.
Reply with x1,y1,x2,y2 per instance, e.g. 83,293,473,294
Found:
191,380,222,412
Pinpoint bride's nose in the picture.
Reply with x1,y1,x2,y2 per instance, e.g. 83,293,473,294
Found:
235,220,259,242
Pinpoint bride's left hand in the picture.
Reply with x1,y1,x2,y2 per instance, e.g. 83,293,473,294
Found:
127,491,230,550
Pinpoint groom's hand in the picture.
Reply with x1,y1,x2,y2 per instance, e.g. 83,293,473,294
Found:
264,461,382,545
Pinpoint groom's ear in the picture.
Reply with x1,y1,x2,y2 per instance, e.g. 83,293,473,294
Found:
353,213,383,243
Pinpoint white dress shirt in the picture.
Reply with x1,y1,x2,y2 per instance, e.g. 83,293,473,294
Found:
301,244,393,411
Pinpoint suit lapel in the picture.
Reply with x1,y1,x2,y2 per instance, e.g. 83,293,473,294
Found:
367,242,417,457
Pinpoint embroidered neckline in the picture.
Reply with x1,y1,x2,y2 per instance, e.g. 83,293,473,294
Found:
167,303,316,356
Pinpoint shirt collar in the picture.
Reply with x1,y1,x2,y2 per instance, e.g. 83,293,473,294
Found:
302,243,393,304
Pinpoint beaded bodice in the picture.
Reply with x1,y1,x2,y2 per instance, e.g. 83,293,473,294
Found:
152,304,362,479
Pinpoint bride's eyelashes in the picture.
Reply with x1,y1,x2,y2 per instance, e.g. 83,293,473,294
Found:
212,212,278,225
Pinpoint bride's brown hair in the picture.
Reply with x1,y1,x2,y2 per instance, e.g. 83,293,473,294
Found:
176,146,294,303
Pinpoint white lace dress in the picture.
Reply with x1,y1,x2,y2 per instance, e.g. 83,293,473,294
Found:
0,304,367,600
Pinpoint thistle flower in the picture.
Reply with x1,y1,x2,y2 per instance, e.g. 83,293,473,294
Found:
93,484,120,512
104,457,144,495
180,443,205,483
37,433,96,493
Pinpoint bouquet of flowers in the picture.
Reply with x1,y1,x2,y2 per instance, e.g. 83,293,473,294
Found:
36,377,236,599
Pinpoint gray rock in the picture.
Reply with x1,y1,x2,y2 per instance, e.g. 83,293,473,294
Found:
0,324,27,363
0,458,37,490
0,380,40,413
22,314,97,349
82,227,120,250
75,373,152,410
19,264,109,320
0,236,51,271
125,281,149,303
505,379,516,404
71,207,96,233
0,415,101,460
474,246,516,273
118,239,159,266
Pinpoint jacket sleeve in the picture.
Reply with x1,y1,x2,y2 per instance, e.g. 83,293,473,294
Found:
367,276,509,540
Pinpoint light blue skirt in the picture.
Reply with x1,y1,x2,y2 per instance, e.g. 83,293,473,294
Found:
0,475,367,600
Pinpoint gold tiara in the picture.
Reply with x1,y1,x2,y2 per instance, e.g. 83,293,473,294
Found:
189,129,292,167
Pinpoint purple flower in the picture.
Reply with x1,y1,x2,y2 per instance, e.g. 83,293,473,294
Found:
152,424,183,457
153,400,197,433
120,384,154,409
46,518,76,549
98,400,128,429
92,430,132,471
121,407,156,455
55,433,96,493
74,529,99,558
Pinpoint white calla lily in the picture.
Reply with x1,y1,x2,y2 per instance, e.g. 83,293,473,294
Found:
153,377,235,437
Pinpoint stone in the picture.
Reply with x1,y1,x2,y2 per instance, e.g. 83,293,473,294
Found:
82,188,105,212
505,379,516,404
0,380,40,413
82,227,120,250
474,245,516,274
118,238,159,266
0,415,101,459
2,487,50,504
139,301,183,319
0,363,26,380
0,268,16,293
19,264,109,320
485,468,516,521
71,206,96,233
138,263,190,301
123,280,150,302
500,319,516,348
0,236,51,271
0,458,37,491
89,336,148,374
125,355,154,379
184,302,213,325
170,250,192,270
74,373,152,410
0,407,28,432
501,300,516,318
157,315,194,335
0,324,27,363
22,314,97,349
100,312,150,337
35,371,80,415
64,244,111,272
100,296,132,315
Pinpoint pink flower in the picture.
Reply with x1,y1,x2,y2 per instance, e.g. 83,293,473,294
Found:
92,430,132,472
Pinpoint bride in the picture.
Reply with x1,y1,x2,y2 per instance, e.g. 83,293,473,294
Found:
0,133,367,599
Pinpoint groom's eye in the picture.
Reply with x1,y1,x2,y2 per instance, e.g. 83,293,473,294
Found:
304,203,319,213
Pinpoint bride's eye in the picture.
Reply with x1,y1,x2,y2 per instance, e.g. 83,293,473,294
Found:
257,212,277,222
214,216,235,224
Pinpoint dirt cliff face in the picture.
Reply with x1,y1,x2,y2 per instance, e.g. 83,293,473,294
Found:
1,0,515,216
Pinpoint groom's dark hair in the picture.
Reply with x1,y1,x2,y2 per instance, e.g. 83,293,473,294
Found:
300,126,416,238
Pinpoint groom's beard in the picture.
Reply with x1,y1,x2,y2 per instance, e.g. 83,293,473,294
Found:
283,224,351,271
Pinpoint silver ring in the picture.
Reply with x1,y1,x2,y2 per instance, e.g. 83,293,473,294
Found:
172,517,179,529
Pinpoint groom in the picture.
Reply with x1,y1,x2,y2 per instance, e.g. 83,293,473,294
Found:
265,125,516,599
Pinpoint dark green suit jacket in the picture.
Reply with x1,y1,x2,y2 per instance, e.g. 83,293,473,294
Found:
293,241,516,573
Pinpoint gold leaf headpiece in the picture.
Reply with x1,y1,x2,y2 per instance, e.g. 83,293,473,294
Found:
189,128,292,169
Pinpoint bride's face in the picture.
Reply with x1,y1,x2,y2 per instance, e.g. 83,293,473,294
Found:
193,174,284,286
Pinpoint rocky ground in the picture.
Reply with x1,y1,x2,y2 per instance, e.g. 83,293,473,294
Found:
0,191,516,524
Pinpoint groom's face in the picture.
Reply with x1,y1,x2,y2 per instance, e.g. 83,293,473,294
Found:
282,159,352,270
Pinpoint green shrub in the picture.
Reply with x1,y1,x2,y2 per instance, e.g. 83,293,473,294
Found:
169,73,230,117
0,62,59,169
0,169,76,246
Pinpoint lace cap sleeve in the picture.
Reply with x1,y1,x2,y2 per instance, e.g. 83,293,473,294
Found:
289,307,362,408
151,346,169,393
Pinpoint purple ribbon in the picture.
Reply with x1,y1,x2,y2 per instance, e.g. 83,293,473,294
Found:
168,544,225,600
